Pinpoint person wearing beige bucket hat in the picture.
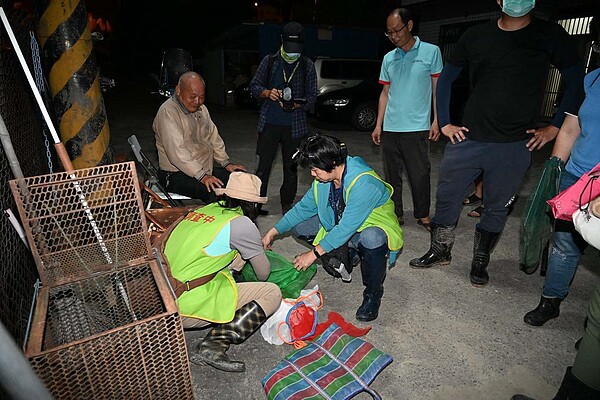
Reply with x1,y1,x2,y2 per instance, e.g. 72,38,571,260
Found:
161,171,281,373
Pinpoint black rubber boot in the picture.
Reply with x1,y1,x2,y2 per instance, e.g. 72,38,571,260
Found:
511,367,600,400
469,226,501,287
409,223,455,268
190,301,267,372
356,243,388,322
524,296,562,327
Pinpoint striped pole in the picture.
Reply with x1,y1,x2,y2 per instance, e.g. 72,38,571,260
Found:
37,0,112,168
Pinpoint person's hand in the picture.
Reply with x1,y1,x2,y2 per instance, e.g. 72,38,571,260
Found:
371,126,382,145
225,163,246,173
293,251,316,271
526,125,559,151
441,124,469,144
200,174,223,192
266,88,281,101
262,227,279,250
429,120,441,141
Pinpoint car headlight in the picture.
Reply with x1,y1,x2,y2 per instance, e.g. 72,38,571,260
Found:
322,99,350,107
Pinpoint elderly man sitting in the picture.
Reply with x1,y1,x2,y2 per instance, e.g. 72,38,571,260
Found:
153,71,246,202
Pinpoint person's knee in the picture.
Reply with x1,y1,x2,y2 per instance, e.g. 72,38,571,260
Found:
256,283,282,317
291,216,320,243
550,231,583,260
358,227,387,249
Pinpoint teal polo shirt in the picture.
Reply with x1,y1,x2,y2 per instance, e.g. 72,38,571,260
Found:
379,37,443,132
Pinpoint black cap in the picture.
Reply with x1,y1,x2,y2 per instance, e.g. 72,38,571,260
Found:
282,21,304,53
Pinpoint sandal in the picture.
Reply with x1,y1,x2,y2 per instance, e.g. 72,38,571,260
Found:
463,193,483,205
467,206,484,218
417,219,432,232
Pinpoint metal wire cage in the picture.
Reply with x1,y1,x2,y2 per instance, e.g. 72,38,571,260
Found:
9,162,194,399
25,260,194,400
9,162,152,286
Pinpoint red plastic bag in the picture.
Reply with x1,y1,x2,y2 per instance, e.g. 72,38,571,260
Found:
277,290,323,348
547,161,600,221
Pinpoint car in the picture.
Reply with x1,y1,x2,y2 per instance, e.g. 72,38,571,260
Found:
314,74,382,131
314,57,381,95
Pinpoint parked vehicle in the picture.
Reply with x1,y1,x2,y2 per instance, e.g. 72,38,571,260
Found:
314,74,381,131
314,57,381,95
233,82,258,108
149,48,194,98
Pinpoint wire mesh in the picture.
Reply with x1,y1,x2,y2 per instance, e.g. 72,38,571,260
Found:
9,162,152,286
26,262,194,400
0,1,49,349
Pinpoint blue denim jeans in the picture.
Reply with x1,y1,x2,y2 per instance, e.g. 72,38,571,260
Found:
291,215,387,250
542,170,589,299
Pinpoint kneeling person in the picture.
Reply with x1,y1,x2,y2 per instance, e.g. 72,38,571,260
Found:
161,172,281,372
262,134,403,322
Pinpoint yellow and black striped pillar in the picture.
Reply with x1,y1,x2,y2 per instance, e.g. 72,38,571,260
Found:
37,0,112,169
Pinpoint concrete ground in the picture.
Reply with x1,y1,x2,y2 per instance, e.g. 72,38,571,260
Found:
106,77,599,400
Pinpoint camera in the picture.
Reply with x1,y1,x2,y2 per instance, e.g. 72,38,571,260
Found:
281,86,295,112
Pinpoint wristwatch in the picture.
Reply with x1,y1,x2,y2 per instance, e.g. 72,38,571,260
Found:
312,248,321,259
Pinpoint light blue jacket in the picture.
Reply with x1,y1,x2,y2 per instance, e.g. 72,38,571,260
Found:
274,156,403,253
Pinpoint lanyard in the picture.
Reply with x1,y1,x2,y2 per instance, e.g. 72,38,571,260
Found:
329,166,347,224
282,60,300,84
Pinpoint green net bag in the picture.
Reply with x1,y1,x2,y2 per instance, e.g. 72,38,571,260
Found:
519,156,563,273
240,250,317,298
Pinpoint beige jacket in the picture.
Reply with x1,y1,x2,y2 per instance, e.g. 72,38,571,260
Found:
153,97,230,180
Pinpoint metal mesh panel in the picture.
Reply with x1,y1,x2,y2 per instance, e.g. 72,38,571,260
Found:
9,162,152,286
43,263,163,348
26,262,194,400
0,1,50,347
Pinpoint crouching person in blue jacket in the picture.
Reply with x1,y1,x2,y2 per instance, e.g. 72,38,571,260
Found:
262,134,403,321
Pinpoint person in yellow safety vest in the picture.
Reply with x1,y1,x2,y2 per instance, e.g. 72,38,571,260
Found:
162,172,282,373
262,134,403,322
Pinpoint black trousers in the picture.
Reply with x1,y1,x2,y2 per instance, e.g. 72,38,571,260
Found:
255,124,302,208
433,138,530,233
158,166,230,203
381,130,431,219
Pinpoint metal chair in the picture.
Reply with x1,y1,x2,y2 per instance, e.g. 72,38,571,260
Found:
127,134,187,207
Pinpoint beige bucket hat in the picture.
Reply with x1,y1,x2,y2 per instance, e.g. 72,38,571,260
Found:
214,172,268,204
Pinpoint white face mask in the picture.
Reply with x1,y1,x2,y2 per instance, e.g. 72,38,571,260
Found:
501,0,535,18
286,52,300,59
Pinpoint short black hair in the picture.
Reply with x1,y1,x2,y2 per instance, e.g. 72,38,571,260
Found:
295,133,346,172
218,196,259,221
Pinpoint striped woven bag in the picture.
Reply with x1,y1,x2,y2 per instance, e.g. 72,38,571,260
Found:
262,323,392,399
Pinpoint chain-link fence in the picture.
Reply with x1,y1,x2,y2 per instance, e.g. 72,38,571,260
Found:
0,0,51,349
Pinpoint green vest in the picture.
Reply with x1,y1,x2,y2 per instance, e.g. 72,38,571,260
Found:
164,202,241,323
313,171,403,251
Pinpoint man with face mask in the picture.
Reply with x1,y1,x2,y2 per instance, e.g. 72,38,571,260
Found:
410,1,585,288
249,21,318,215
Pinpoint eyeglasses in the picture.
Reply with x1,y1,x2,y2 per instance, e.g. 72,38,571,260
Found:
384,24,408,37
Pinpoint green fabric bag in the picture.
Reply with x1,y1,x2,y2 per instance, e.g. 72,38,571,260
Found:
240,250,317,298
519,156,563,274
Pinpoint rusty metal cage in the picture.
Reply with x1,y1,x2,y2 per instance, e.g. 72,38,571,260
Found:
9,162,151,286
9,162,194,399
25,261,194,400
